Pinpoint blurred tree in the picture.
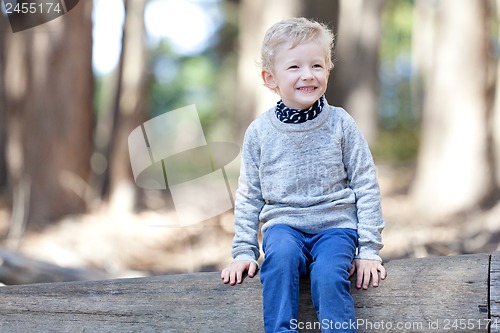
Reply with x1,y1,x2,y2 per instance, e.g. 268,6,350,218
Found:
411,0,435,116
208,0,241,143
494,0,500,191
411,0,494,219
0,1,94,232
330,0,386,144
100,0,149,212
0,18,7,194
372,0,419,162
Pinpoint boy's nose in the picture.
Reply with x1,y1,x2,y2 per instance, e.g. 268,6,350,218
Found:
301,68,314,80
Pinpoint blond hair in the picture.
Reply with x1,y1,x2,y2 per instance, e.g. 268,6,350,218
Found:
261,17,334,72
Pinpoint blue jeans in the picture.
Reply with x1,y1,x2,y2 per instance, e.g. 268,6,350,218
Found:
260,224,358,333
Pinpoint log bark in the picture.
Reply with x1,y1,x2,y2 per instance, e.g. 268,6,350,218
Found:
491,252,500,333
0,253,495,332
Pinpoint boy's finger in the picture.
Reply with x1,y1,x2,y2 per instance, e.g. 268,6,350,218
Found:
379,265,387,279
248,263,257,278
348,265,355,278
371,268,379,287
221,270,228,283
229,271,237,285
237,270,244,284
362,270,371,290
356,269,364,289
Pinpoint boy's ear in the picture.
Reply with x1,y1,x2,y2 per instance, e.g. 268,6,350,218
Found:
262,70,277,90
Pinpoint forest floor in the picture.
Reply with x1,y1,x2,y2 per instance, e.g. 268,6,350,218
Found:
0,162,499,281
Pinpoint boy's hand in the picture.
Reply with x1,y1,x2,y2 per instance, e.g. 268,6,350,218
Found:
349,259,386,290
221,260,258,285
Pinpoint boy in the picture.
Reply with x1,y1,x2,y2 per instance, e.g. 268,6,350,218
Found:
221,17,386,332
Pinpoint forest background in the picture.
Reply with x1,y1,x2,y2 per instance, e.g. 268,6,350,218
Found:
0,0,499,283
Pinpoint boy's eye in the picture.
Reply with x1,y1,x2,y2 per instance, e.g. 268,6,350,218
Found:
288,65,299,69
313,64,323,68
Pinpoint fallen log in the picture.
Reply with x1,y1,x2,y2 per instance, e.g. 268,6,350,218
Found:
0,248,109,285
0,252,497,332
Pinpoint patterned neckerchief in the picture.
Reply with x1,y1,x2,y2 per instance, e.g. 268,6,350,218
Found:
275,95,325,124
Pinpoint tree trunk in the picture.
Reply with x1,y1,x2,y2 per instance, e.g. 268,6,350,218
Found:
0,19,7,194
103,0,149,213
411,0,438,118
493,0,500,191
411,0,492,219
2,1,94,231
330,0,385,144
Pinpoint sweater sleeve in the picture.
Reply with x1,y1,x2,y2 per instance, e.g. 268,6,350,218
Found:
341,112,384,262
231,122,265,262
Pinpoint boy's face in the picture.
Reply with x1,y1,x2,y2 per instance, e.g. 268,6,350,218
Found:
262,40,330,110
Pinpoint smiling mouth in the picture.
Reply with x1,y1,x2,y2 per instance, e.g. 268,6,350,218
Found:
297,86,317,92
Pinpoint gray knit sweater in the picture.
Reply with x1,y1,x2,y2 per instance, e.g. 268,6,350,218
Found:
232,102,384,263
